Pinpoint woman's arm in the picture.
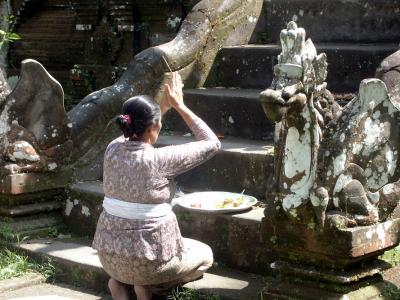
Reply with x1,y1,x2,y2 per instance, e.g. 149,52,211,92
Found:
155,72,221,177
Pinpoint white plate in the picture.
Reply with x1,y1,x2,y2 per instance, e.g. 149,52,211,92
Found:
176,191,258,213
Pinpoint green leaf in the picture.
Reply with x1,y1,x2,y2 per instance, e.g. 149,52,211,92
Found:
7,33,21,41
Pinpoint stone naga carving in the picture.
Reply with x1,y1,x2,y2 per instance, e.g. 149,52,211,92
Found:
0,0,263,182
0,59,73,175
260,22,400,228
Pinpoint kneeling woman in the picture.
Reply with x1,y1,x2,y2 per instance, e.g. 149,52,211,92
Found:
93,73,221,300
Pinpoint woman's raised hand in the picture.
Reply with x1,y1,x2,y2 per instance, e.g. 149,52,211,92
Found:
164,72,185,109
160,85,171,115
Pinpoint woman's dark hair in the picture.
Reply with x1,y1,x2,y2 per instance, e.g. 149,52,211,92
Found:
116,95,161,139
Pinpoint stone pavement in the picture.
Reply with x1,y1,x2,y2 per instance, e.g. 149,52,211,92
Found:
0,282,111,300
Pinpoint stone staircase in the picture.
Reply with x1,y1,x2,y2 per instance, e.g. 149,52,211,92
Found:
59,0,400,291
108,0,134,31
0,190,66,241
4,1,400,299
70,0,100,26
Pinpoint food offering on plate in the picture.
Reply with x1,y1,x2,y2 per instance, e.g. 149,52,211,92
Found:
178,191,257,213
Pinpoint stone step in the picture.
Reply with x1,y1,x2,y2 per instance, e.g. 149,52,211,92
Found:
0,282,111,300
256,0,400,44
0,273,45,294
63,181,273,274
157,134,274,199
0,188,66,207
12,238,266,299
62,181,400,275
207,43,399,93
0,213,64,240
164,88,273,141
63,135,274,233
0,201,62,217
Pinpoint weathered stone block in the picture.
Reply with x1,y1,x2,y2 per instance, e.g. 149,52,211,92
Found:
262,216,400,269
63,181,104,237
0,171,72,195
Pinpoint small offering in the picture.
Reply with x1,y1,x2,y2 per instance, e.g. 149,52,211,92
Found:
178,191,257,213
216,193,244,208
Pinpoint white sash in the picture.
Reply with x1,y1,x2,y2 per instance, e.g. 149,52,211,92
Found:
103,196,172,220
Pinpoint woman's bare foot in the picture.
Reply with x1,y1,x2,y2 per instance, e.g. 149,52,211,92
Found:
108,278,131,300
134,285,152,300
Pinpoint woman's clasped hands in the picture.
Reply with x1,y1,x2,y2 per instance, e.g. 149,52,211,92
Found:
161,72,185,114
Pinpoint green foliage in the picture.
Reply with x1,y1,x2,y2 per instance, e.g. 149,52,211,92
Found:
47,227,59,238
0,16,21,50
167,287,221,300
0,223,14,241
0,248,54,280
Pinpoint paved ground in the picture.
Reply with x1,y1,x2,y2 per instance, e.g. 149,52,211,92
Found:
0,283,112,300
383,265,400,287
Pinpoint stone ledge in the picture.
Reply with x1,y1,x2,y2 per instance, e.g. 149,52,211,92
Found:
271,260,391,284
262,217,400,268
0,171,72,195
0,201,62,217
13,238,266,299
157,134,274,156
65,181,273,273
69,181,104,197
0,273,45,294
0,282,112,300
211,43,400,92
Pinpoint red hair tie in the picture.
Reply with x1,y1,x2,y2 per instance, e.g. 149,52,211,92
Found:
122,115,131,125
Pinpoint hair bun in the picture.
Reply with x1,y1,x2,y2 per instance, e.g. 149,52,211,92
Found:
117,95,161,139
116,115,134,138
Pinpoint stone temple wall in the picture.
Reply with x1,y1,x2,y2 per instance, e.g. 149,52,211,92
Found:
7,0,201,107
252,0,400,44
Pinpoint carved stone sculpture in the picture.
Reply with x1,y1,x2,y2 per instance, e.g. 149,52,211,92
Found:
0,0,264,194
260,22,400,228
0,59,73,175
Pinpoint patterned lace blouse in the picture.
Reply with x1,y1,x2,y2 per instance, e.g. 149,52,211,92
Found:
93,116,221,262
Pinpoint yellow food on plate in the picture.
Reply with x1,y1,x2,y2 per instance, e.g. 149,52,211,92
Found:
216,195,244,208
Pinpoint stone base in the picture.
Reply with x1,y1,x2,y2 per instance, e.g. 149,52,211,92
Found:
0,171,72,195
261,278,396,300
262,260,399,300
271,260,391,284
262,214,400,269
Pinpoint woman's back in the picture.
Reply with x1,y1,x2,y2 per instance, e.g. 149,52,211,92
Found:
103,139,174,204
